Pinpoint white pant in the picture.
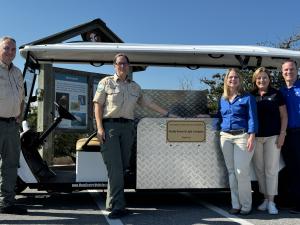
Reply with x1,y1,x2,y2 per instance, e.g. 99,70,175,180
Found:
252,135,280,196
220,132,254,211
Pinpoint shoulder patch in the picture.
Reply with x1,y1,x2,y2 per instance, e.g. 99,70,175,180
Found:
96,83,104,92
97,76,114,92
101,76,113,82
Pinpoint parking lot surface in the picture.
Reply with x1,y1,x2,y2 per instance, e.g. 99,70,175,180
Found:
0,189,299,225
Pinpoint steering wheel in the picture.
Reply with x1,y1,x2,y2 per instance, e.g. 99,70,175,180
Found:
54,102,77,121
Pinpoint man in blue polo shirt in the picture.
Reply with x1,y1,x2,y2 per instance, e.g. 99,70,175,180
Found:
280,59,300,214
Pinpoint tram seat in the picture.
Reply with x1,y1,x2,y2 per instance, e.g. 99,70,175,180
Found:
76,137,100,152
75,135,107,182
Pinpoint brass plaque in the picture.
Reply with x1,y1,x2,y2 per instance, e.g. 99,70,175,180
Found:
166,120,206,142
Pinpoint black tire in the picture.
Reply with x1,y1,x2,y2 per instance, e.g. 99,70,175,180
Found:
15,176,27,194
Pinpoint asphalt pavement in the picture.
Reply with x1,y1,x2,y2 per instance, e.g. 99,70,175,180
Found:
0,189,299,225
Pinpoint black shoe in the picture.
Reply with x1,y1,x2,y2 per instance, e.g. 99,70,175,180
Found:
289,207,300,214
228,208,240,214
0,205,27,215
108,209,130,219
106,207,112,212
240,209,251,215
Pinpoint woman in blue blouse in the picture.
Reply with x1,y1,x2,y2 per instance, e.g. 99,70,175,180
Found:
218,68,258,215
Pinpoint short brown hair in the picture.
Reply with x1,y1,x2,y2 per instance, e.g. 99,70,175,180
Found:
0,36,16,44
281,59,298,68
113,53,130,64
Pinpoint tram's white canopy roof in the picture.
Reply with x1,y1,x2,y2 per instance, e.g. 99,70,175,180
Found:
20,42,300,69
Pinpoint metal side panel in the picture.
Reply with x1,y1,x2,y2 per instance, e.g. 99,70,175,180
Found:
76,151,108,182
18,151,38,183
136,118,228,189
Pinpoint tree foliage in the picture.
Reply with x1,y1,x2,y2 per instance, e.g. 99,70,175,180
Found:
201,33,300,113
54,132,84,157
27,106,38,130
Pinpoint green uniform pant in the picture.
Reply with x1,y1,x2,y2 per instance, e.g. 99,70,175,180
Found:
0,120,21,208
101,121,134,210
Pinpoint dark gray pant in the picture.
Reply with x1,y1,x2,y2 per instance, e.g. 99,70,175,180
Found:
281,128,300,207
0,120,20,207
101,121,134,210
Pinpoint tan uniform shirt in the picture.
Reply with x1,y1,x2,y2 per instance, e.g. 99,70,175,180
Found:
93,74,151,120
0,61,24,118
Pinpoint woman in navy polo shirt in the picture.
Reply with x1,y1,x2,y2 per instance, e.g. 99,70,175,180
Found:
251,67,288,215
217,68,258,215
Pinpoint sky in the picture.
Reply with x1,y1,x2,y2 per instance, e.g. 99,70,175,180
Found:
1,0,300,90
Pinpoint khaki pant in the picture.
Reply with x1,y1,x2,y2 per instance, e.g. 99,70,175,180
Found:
253,135,280,196
220,132,254,211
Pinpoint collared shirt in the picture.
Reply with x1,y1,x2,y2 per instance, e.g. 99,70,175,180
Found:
280,79,300,128
93,74,151,120
218,93,258,133
0,61,24,118
251,87,285,137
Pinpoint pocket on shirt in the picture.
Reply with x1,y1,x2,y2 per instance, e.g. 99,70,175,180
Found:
127,90,139,108
105,85,122,109
0,80,8,100
130,90,139,101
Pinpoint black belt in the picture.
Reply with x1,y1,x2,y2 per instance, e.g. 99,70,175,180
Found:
0,117,16,122
103,118,133,123
287,127,300,133
225,129,245,135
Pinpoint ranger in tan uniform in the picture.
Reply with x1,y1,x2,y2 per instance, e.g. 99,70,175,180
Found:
93,53,174,219
0,37,26,215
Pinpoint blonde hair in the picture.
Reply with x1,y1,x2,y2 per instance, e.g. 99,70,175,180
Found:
252,67,271,89
223,68,244,100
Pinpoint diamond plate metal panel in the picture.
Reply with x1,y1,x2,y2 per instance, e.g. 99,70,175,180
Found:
136,118,229,189
135,89,208,119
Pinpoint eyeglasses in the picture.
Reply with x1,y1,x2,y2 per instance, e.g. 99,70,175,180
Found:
228,76,239,80
115,62,129,66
